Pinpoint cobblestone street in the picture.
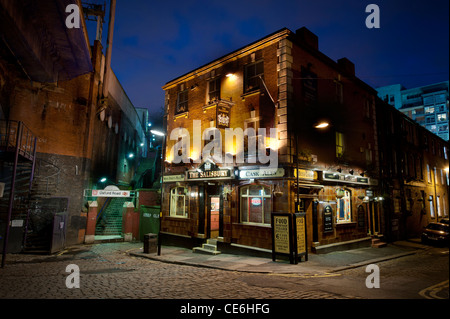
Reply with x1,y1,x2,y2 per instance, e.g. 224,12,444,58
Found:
0,242,357,300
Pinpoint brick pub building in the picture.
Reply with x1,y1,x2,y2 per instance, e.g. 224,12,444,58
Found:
160,27,386,255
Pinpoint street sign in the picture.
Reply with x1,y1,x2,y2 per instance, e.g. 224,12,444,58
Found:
84,189,131,197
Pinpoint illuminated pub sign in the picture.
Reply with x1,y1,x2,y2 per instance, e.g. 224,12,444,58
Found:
187,159,232,180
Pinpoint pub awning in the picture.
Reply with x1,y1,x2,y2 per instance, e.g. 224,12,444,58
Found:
0,0,93,83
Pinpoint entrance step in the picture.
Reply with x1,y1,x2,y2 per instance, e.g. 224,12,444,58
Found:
371,238,387,248
192,239,221,255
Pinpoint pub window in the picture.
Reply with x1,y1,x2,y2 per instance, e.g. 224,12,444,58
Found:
240,184,272,225
208,77,221,103
170,187,188,218
336,189,352,223
244,60,264,93
176,89,188,114
336,132,344,158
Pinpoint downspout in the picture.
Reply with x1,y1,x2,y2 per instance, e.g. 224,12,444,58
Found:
102,0,116,98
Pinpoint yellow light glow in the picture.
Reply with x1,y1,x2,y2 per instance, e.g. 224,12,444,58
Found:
315,122,329,129
226,73,234,78
265,136,279,150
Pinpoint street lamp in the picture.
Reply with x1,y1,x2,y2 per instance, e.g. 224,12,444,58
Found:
151,128,166,256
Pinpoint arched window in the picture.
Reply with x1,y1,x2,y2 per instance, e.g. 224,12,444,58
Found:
240,184,272,225
170,187,188,217
336,189,352,223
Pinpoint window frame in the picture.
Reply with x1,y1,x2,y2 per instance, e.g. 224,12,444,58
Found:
176,89,189,114
169,186,188,218
336,189,352,224
244,60,264,93
207,77,221,103
239,184,272,226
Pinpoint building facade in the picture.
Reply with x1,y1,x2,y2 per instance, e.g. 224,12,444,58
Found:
376,81,449,141
160,27,383,255
0,0,149,253
377,100,449,241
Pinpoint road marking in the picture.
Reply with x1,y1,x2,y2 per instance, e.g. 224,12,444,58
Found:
418,280,449,299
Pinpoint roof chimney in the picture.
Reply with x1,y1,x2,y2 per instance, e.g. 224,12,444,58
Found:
337,58,355,77
295,27,318,50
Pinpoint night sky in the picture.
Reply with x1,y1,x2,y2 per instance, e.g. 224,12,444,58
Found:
85,0,449,117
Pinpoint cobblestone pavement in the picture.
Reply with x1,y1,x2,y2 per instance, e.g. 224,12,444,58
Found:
0,242,358,300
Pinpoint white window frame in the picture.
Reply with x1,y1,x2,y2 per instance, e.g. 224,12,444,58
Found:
170,187,188,218
240,184,272,226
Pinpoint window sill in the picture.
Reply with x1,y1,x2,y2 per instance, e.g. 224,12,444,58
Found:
233,222,271,228
241,89,261,100
165,215,189,220
335,222,357,227
174,112,188,120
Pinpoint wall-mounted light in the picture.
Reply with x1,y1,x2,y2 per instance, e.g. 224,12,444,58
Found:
99,177,107,183
314,122,329,129
128,153,134,159
148,123,152,127
226,73,234,78
349,169,354,175
337,168,342,173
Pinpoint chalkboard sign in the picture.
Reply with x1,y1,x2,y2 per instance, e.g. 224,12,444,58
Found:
323,205,333,233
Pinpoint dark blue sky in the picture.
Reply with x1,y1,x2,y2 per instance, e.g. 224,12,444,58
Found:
86,0,449,114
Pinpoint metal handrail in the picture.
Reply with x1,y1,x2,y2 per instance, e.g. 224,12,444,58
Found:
0,120,37,161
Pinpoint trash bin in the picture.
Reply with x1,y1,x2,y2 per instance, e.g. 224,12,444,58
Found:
143,233,158,254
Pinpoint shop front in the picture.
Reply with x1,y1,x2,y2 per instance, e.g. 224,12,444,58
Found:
160,163,381,255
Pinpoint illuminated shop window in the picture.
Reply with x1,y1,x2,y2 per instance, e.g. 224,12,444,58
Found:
240,185,272,225
170,187,188,218
336,190,352,223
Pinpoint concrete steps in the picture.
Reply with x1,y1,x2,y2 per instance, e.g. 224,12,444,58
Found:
193,239,221,255
372,237,387,248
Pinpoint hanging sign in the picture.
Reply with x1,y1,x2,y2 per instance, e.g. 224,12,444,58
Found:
216,106,230,128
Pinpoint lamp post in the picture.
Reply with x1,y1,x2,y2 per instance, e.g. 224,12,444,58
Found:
151,129,166,256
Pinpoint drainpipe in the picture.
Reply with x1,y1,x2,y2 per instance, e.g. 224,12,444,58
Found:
102,0,116,98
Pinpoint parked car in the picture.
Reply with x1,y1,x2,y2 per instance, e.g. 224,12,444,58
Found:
421,222,449,246
439,218,449,225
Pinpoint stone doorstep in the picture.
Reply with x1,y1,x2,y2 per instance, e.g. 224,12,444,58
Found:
312,237,372,254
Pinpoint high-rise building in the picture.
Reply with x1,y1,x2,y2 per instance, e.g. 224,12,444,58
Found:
376,81,449,141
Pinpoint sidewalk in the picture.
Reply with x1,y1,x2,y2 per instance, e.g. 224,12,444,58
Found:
128,239,429,275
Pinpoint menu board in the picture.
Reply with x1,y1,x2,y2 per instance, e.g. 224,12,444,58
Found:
273,215,290,254
323,205,333,233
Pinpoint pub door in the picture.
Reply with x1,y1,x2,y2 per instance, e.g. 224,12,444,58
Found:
205,184,223,239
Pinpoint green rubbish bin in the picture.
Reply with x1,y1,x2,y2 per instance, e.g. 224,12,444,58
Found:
139,205,160,242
